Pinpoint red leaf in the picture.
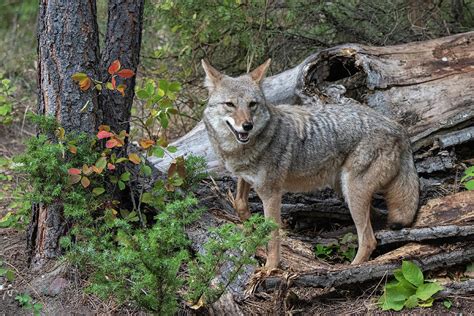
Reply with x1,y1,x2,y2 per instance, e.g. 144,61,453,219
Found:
108,60,121,75
79,77,91,91
97,130,114,140
107,163,116,171
68,168,81,175
68,145,77,154
139,139,155,149
106,138,120,149
111,77,117,89
117,69,135,79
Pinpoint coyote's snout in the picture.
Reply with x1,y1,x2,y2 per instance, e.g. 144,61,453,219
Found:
202,59,419,269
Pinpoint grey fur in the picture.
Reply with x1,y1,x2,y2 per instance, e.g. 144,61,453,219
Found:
202,60,419,267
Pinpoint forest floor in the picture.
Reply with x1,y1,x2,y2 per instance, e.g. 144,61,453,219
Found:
1,121,473,315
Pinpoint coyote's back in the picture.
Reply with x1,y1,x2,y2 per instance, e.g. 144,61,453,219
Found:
201,59,419,268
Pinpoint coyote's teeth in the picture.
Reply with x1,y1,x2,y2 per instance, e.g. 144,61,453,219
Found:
238,132,249,141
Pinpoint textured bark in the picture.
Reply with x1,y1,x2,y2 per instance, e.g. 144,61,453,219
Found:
99,0,145,134
31,0,145,268
256,242,474,291
37,0,100,133
30,0,101,268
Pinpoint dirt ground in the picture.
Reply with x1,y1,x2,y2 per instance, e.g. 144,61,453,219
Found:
1,121,473,315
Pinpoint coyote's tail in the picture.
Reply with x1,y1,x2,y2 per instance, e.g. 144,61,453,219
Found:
385,149,419,229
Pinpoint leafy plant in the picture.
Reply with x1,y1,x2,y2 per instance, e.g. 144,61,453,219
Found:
314,232,357,263
0,75,16,125
186,215,277,307
72,59,135,96
378,260,443,311
443,299,452,309
15,293,43,316
0,260,15,283
461,166,474,191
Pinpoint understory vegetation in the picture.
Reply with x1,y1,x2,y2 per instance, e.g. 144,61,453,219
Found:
1,0,473,314
5,114,277,313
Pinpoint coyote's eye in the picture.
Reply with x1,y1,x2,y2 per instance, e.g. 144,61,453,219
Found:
249,101,258,108
224,102,235,108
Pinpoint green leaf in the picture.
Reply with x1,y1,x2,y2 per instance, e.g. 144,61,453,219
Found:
92,187,105,196
0,103,12,116
385,282,415,301
159,79,169,92
160,115,169,129
6,269,15,282
71,72,88,81
167,146,178,153
464,166,474,175
404,294,418,308
118,180,125,190
465,180,474,191
0,212,14,228
116,157,128,163
145,80,155,96
153,146,165,158
402,261,424,287
120,171,131,182
141,192,153,204
136,89,150,99
141,165,152,177
443,299,452,309
168,82,181,92
96,157,107,170
418,297,434,307
0,268,6,275
381,294,405,311
416,282,443,301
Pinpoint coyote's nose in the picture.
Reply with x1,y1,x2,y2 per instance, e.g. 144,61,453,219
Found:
242,122,253,131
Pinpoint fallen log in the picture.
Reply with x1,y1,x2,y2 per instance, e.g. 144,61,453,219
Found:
150,31,474,173
255,242,474,291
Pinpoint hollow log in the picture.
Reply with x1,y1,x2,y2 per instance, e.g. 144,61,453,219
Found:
150,31,474,173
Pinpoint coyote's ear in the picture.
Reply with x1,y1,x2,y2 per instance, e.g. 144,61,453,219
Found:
201,59,223,90
249,58,271,84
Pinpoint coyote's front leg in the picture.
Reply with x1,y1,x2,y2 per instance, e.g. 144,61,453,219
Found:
233,177,251,221
257,189,282,269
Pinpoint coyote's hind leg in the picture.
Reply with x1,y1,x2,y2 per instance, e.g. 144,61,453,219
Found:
341,171,377,264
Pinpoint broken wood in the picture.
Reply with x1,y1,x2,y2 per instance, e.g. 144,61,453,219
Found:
256,242,474,291
150,31,474,173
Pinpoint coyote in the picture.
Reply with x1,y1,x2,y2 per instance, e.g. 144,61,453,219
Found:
201,59,419,269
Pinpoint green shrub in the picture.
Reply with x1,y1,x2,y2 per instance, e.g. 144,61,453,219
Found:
12,115,275,314
378,261,443,311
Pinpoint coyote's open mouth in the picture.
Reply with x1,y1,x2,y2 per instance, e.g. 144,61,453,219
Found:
226,121,250,144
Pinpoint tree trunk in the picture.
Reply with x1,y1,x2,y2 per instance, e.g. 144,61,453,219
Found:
99,0,145,134
98,0,145,211
29,0,145,268
29,0,101,268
